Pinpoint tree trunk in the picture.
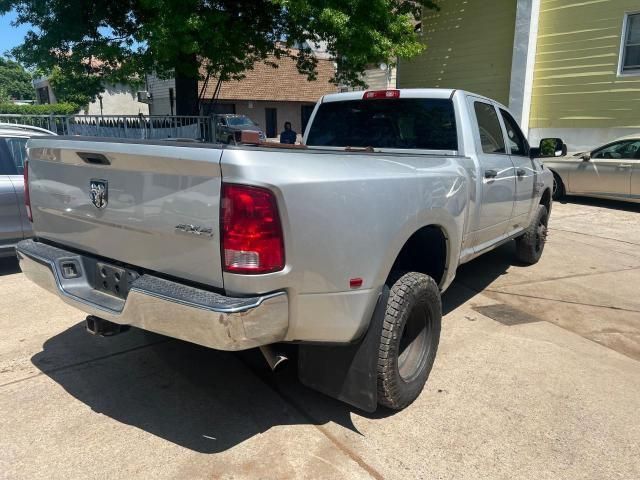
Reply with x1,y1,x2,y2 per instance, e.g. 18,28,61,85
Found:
174,54,200,116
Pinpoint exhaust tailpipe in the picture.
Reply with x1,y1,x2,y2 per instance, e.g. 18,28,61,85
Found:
86,315,129,337
259,345,288,371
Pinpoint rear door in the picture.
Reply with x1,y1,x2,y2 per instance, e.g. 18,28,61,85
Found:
467,97,516,247
498,108,536,226
27,138,225,287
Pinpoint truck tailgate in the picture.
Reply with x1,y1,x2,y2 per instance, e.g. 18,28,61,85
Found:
26,138,224,288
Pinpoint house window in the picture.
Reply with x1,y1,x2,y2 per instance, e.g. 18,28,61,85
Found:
620,13,640,74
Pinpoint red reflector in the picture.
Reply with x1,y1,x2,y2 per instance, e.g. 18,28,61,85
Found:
362,89,400,100
24,160,32,222
221,183,285,274
349,278,363,289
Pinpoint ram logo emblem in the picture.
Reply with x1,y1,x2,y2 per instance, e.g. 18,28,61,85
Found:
89,179,108,209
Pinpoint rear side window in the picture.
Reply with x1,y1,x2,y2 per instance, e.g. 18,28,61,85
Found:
306,98,458,150
474,102,506,154
0,137,28,175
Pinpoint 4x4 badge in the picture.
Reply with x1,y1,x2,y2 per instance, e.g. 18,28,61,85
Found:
89,179,108,209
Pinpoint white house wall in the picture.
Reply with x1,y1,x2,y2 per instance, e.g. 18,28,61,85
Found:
81,84,149,116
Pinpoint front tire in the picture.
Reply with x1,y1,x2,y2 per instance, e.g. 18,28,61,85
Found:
515,205,549,265
377,271,441,410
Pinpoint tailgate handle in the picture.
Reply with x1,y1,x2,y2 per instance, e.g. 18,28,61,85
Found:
77,152,110,165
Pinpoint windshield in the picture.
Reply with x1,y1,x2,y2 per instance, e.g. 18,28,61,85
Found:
0,137,28,175
306,98,458,150
226,116,256,127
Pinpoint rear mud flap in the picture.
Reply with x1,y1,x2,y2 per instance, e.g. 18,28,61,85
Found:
298,286,389,413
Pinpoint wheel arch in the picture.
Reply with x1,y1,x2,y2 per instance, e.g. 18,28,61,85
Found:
549,168,566,193
385,224,451,288
540,187,552,212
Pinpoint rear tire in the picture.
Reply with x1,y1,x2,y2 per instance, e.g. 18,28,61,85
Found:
515,205,549,265
377,271,441,410
552,172,565,200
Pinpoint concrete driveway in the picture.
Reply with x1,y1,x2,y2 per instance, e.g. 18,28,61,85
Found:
1,198,639,479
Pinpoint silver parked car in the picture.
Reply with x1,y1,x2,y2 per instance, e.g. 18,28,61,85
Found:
546,134,640,203
0,124,55,257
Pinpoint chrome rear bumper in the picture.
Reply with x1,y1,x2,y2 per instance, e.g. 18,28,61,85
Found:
16,239,288,351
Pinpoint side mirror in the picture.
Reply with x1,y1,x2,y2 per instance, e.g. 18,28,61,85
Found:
531,138,567,158
581,152,591,161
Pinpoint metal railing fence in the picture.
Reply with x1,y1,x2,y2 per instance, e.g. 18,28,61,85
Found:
0,114,216,142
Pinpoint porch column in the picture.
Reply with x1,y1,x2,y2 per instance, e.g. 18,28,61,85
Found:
508,0,541,133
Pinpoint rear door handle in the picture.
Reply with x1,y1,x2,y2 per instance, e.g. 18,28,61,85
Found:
618,164,632,169
484,169,498,179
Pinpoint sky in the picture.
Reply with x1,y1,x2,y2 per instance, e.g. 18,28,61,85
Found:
0,10,31,56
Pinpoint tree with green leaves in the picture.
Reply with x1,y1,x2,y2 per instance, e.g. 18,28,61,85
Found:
2,0,436,114
48,66,110,108
0,56,34,101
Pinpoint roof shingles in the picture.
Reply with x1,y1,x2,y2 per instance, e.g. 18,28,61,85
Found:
200,54,338,103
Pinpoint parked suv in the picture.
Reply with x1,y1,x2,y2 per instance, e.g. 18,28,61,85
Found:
214,114,266,143
0,124,55,257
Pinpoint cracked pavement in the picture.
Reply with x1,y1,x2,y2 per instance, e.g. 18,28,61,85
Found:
1,197,639,479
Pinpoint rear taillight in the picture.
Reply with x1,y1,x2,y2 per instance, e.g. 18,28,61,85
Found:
362,89,400,100
24,160,32,222
221,183,285,274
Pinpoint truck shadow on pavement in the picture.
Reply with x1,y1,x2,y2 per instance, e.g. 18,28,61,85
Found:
30,244,516,453
556,196,640,213
0,257,20,276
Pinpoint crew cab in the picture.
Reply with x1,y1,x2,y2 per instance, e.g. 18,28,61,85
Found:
17,89,565,411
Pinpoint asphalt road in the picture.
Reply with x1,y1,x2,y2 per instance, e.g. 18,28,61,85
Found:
1,197,639,479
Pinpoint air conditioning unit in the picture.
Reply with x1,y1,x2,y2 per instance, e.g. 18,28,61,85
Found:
137,91,153,104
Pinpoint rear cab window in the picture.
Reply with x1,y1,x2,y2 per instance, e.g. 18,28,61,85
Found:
306,98,458,151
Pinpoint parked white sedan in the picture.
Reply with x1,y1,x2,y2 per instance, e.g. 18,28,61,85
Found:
546,135,640,203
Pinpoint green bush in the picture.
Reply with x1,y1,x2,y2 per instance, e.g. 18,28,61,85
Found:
0,103,80,115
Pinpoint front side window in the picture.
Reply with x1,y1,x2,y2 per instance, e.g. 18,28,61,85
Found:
592,140,640,159
474,102,506,154
0,137,28,175
499,109,530,156
621,13,640,74
306,98,458,150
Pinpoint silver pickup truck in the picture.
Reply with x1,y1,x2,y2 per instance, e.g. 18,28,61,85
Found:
17,89,565,411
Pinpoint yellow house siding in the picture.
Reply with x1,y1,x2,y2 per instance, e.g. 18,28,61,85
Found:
398,0,517,105
530,0,640,129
